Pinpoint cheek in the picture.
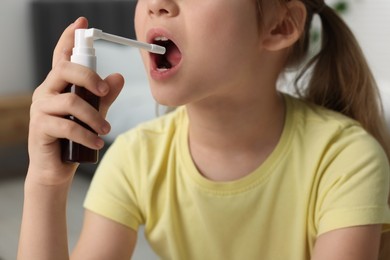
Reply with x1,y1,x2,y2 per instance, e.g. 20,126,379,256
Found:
187,10,260,79
134,2,145,40
195,4,259,52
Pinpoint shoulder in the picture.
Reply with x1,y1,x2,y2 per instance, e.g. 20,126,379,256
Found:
85,107,188,229
285,93,389,207
101,106,187,172
113,106,186,150
285,93,361,132
284,95,390,235
284,93,384,155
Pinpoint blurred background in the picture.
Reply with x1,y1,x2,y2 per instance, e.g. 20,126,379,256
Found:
0,0,389,259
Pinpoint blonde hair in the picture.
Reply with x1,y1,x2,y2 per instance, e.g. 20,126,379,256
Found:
257,0,390,257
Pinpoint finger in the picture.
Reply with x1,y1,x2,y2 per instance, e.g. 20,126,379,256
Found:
32,114,105,150
52,17,89,68
59,118,105,150
99,73,125,118
32,93,111,136
38,60,109,97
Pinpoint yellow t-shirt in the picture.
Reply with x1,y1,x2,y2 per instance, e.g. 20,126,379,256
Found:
84,94,390,259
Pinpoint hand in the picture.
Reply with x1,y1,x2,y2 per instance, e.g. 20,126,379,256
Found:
27,17,124,185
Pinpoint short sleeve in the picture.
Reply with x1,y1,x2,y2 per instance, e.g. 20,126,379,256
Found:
84,132,144,231
315,125,390,235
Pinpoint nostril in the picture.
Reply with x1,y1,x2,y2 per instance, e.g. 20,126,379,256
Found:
158,9,169,15
149,8,170,16
147,1,179,17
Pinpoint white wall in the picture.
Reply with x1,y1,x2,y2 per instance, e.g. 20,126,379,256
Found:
342,0,390,125
342,0,390,83
0,0,34,95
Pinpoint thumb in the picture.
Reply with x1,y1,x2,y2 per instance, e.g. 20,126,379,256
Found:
52,17,89,68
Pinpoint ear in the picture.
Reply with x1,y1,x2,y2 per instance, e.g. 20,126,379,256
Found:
261,0,307,51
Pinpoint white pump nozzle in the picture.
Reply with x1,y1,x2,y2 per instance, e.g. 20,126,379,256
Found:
71,28,166,71
85,28,166,55
71,29,97,70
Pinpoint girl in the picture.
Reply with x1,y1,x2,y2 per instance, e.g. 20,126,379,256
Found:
18,0,390,259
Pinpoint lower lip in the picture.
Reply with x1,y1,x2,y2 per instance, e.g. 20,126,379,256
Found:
149,58,182,81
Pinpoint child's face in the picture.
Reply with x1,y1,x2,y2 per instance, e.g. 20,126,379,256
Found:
135,0,265,107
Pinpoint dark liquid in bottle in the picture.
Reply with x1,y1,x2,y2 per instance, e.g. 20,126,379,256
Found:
61,85,100,164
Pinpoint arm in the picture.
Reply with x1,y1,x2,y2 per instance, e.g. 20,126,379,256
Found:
18,178,72,260
71,210,137,259
17,17,124,259
311,225,382,260
18,187,137,260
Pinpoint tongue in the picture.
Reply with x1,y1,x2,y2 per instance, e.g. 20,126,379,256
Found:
166,44,181,67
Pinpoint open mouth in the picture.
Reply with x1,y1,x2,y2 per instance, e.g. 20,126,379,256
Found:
152,36,182,71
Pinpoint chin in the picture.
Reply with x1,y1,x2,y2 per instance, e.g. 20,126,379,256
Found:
149,86,186,108
154,97,186,108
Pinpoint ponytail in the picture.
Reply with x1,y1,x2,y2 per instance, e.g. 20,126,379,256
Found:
290,3,390,161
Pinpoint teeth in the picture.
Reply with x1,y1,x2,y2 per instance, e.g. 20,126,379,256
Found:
154,36,169,41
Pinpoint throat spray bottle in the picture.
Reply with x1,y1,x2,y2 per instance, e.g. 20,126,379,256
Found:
61,28,165,163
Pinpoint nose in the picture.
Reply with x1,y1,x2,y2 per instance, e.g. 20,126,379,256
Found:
148,0,179,17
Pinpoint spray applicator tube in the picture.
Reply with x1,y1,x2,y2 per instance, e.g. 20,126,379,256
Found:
61,28,165,164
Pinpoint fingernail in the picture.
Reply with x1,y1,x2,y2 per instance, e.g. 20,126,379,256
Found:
98,82,109,94
95,138,105,149
101,122,111,135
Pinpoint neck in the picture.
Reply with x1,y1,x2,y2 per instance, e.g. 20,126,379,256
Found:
186,88,286,181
